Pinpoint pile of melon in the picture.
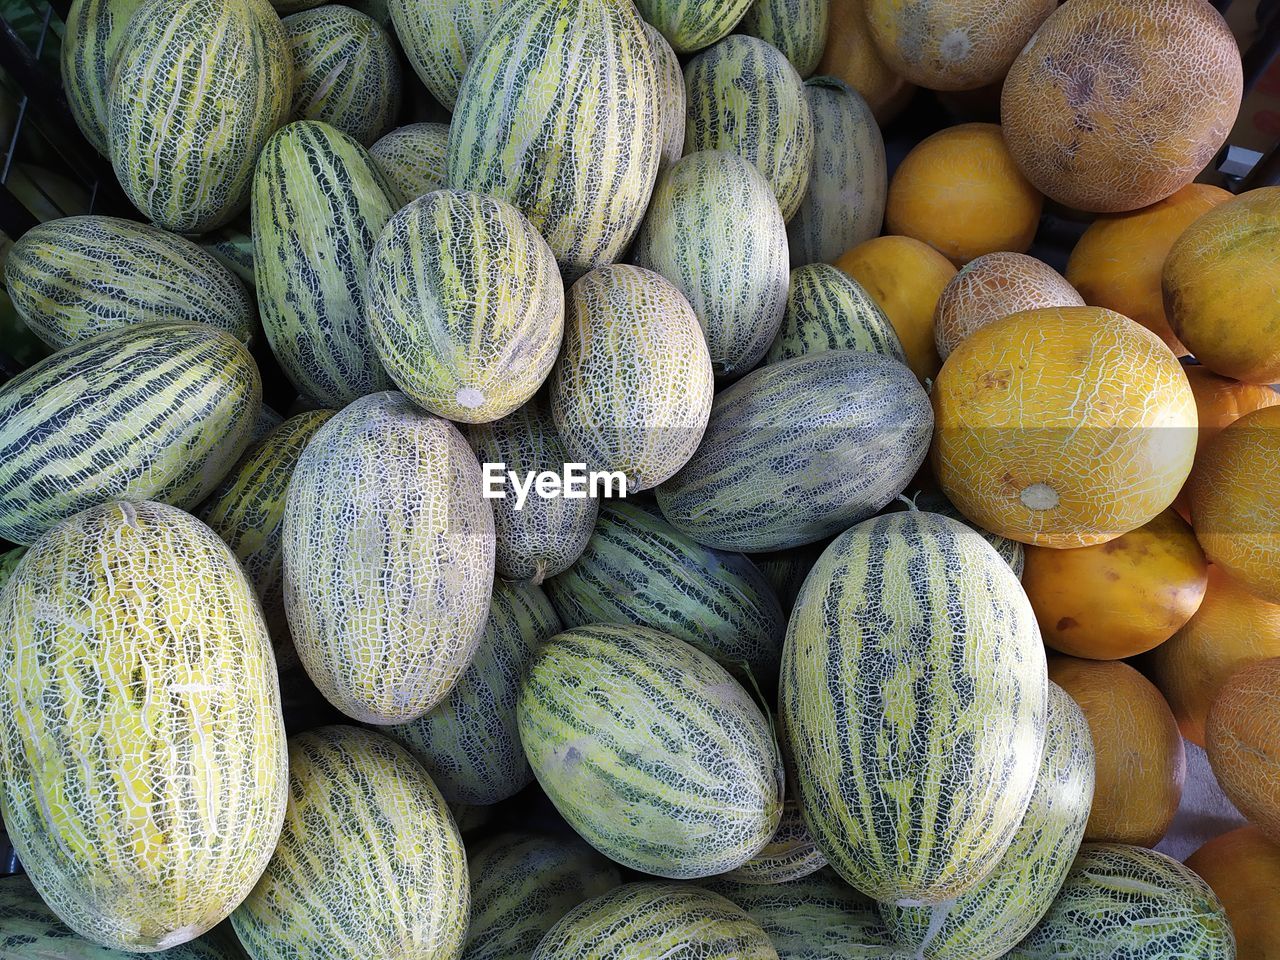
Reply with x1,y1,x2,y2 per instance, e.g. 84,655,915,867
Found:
0,0,1278,956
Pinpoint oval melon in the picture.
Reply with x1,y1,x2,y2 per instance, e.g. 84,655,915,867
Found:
634,0,753,54
388,0,500,108
765,263,903,365
1184,364,1280,460
368,122,449,207
61,0,146,154
1206,657,1280,846
740,0,828,77
1186,826,1280,960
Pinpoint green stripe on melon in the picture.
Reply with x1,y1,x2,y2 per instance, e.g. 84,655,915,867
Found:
634,0,753,53
643,21,686,172
740,0,829,77
898,487,1026,579
60,0,146,154
199,222,257,289
388,0,501,109
764,263,903,365
720,800,828,885
369,123,449,207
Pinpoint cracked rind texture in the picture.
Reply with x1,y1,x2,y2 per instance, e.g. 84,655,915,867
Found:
0,500,288,952
632,150,788,379
643,22,686,173
447,0,660,280
517,624,784,879
252,120,395,407
0,321,261,546
1000,0,1242,213
779,511,1048,905
197,410,336,672
388,0,500,108
61,0,145,154
1007,844,1235,959
787,77,886,267
282,391,495,725
882,683,1095,960
657,349,932,552
532,883,778,960
200,222,256,289
366,189,565,425
5,215,254,350
545,500,786,682
719,800,828,885
231,726,469,960
550,264,714,493
934,251,1081,361
634,0,754,54
684,36,814,221
384,581,562,806
897,487,1025,578
740,0,828,77
462,832,622,960
765,263,904,366
465,403,598,584
1206,657,1280,846
369,123,450,208
283,5,402,147
108,0,291,233
931,305,1198,549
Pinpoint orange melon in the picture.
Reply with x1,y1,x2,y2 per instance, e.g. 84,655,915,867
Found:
1163,188,1280,383
1188,405,1280,604
833,235,955,382
1186,825,1280,960
817,0,914,123
1000,0,1243,213
1049,655,1185,847
1206,657,1280,846
1066,184,1233,356
885,123,1043,266
934,251,1082,361
932,306,1198,548
1148,565,1280,747
1022,508,1207,661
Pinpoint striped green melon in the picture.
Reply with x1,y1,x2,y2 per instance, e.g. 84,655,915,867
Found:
0,321,261,546
643,22,686,172
721,800,828,885
518,623,783,878
252,120,396,406
882,682,1094,959
753,543,822,614
634,0,753,53
199,222,256,289
787,77,887,266
545,500,785,681
197,410,335,671
283,391,494,724
388,0,501,109
232,725,469,960
251,403,284,441
283,5,401,146
447,0,661,279
369,122,449,206
779,511,1048,905
684,36,814,220
656,349,932,552
533,883,778,960
60,0,146,154
463,832,622,960
740,0,828,76
764,263,903,366
465,402,599,583
1007,844,1235,959
898,489,1025,579
5,215,254,349
385,580,562,805
108,0,292,233
550,264,714,492
366,189,565,424
0,500,287,952
631,150,789,379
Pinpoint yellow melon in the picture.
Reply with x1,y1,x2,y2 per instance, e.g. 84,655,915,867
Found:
817,0,914,123
1186,826,1280,960
1206,657,1280,846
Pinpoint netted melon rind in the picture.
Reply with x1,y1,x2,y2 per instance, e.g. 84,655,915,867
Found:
765,262,903,365
369,122,449,207
719,800,828,885
388,0,501,108
643,21,686,172
740,0,829,77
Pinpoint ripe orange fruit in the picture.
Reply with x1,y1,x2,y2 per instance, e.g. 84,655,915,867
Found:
817,0,914,123
1186,826,1280,960
1206,657,1280,846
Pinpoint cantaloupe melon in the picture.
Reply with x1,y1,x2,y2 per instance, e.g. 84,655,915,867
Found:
643,22,686,172
1206,657,1280,846
1186,826,1280,960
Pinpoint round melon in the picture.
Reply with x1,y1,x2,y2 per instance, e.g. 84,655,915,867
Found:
643,22,686,172
0,500,287,952
815,0,913,122
5,214,254,349
0,547,24,589
1000,0,1242,213
549,264,714,493
780,511,1048,905
1186,826,1280,960
740,0,828,77
388,0,500,108
656,349,933,552
720,800,828,886
786,76,886,266
61,0,147,154
283,5,401,146
447,0,660,279
932,305,1198,548
231,726,469,960
684,35,814,220
1007,844,1234,959
634,0,754,54
366,189,564,424
1049,655,1184,847
282,391,495,725
765,263,904,365
0,321,260,546
882,683,1094,960
1206,657,1280,846
368,122,449,208
631,150,789,379
1067,183,1232,356
517,624,783,879
885,123,1042,266
1164,187,1280,383
934,252,1082,361
108,0,292,232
